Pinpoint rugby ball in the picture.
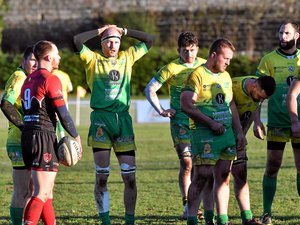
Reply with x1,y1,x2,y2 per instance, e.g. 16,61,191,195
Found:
57,136,81,167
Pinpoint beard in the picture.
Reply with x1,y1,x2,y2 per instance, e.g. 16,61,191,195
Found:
279,39,296,50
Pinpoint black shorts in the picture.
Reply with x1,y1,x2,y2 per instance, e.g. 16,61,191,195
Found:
21,130,59,171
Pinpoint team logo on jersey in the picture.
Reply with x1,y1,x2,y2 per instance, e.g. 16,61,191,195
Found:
109,70,120,81
204,143,212,154
43,153,52,163
179,127,186,136
215,93,225,104
96,127,104,137
286,75,294,86
288,66,295,73
241,111,252,122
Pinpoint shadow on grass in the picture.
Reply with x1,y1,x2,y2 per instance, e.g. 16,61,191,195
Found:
2,215,300,225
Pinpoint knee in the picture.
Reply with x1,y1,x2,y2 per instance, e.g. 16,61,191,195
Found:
266,161,281,176
95,166,110,189
120,163,136,188
232,164,247,186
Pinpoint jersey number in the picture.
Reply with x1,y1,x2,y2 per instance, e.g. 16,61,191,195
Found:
23,88,31,110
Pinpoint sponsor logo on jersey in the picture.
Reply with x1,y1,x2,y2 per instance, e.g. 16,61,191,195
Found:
109,70,120,81
286,75,294,86
215,93,225,104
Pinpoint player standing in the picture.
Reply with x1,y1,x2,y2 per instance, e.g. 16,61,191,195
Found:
144,31,211,221
181,38,246,225
255,21,300,225
20,40,82,225
232,75,275,225
73,25,153,225
1,46,36,225
52,69,73,139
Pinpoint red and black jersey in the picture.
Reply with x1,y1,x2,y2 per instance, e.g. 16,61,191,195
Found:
21,68,65,132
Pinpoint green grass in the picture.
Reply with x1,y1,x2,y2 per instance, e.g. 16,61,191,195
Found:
1,121,300,224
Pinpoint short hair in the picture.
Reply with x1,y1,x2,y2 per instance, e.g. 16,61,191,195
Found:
256,76,276,97
280,21,300,33
23,46,34,60
177,32,199,48
209,38,235,55
33,40,55,61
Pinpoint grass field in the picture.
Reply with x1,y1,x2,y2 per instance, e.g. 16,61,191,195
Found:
1,111,300,224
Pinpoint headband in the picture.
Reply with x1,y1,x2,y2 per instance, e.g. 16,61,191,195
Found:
101,35,121,43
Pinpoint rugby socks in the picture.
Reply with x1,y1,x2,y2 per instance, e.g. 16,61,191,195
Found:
41,198,56,225
241,210,253,223
125,212,135,225
204,210,214,223
99,211,111,225
187,216,198,225
24,196,44,225
10,207,23,225
297,174,300,196
262,175,276,216
216,214,229,225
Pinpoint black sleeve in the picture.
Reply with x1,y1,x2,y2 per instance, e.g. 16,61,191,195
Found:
126,29,154,50
0,99,24,131
55,105,78,138
73,29,100,52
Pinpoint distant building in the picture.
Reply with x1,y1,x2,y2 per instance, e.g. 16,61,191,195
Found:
2,0,300,57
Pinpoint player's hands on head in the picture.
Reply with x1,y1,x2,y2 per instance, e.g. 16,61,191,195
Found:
160,109,176,118
253,120,266,140
98,24,117,36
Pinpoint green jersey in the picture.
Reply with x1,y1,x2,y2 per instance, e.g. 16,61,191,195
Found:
2,67,26,145
79,43,148,112
154,57,206,120
256,49,300,128
232,76,260,129
183,65,233,130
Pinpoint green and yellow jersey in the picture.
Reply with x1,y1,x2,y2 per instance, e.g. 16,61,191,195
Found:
256,49,300,128
1,67,26,145
79,43,148,112
52,69,73,102
232,76,260,129
154,57,206,121
183,65,233,130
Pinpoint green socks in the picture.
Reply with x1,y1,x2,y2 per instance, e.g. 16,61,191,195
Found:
99,211,111,225
125,212,135,225
10,207,23,225
262,175,277,215
99,211,134,225
241,210,253,223
187,216,198,225
216,214,229,225
204,210,214,223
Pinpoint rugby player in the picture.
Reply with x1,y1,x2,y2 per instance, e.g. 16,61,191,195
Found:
255,21,300,225
73,25,154,225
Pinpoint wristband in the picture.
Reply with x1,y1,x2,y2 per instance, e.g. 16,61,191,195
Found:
122,28,127,36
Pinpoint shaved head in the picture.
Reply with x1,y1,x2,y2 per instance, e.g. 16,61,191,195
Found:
101,27,121,42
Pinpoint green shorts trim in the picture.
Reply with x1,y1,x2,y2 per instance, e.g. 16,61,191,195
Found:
88,110,136,152
170,120,191,147
191,126,236,165
267,126,300,143
6,143,25,167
